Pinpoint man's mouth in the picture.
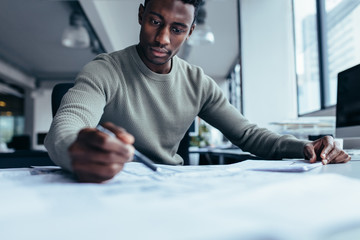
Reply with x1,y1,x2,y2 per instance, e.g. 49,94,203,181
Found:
150,47,169,57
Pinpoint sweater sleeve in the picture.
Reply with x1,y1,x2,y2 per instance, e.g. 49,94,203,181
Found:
198,75,309,159
44,54,119,171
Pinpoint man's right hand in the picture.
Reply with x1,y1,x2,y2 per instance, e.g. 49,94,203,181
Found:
68,122,135,183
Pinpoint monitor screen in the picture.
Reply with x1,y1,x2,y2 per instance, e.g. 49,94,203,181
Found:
336,63,360,139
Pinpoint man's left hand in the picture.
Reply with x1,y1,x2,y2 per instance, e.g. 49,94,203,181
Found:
303,136,351,164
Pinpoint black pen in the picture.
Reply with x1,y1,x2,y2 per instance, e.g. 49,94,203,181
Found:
96,125,162,173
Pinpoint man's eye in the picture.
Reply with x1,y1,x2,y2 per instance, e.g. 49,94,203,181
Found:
172,27,183,34
151,19,160,25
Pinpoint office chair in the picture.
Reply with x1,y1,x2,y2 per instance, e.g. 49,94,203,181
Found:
51,83,74,117
51,83,190,164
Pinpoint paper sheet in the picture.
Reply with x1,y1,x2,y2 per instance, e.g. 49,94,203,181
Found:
1,161,360,240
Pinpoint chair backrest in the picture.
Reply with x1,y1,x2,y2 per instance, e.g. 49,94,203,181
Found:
51,83,74,117
178,132,190,165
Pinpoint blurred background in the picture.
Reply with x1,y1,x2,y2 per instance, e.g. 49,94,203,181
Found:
0,0,359,152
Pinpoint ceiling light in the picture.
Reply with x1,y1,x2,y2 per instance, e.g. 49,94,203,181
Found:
62,12,90,48
187,2,215,46
187,24,215,46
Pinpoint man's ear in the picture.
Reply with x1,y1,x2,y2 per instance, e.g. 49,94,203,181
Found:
186,24,196,40
138,4,145,25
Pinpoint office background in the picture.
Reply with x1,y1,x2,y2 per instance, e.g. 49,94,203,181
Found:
0,0,359,150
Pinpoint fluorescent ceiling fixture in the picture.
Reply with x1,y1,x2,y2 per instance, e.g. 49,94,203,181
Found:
187,1,215,46
187,24,215,46
62,12,90,48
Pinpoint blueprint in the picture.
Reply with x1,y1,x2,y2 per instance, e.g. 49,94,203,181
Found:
1,160,360,240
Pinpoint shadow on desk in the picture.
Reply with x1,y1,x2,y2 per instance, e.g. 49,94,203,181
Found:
0,148,264,168
0,150,55,168
199,153,263,165
191,147,264,165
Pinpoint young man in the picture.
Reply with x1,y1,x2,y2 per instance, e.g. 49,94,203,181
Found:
45,0,350,183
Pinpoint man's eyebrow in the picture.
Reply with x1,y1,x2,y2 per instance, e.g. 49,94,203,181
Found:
173,22,189,29
149,11,189,28
149,11,164,20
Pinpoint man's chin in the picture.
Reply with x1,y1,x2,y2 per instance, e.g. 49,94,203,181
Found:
148,56,171,66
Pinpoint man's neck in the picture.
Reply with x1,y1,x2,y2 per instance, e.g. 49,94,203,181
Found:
136,44,172,74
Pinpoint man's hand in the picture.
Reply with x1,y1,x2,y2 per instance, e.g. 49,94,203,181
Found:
68,122,135,183
303,136,351,165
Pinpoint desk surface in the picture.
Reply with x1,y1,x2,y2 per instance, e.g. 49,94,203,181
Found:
1,160,360,240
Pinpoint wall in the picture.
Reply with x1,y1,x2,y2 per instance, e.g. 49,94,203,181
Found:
0,59,36,148
240,0,298,128
0,58,68,150
80,0,140,52
31,87,52,150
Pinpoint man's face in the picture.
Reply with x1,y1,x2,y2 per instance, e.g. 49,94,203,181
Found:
137,0,195,73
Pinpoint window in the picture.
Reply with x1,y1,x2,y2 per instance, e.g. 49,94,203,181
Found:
293,0,360,115
325,0,360,106
293,0,321,114
0,89,25,145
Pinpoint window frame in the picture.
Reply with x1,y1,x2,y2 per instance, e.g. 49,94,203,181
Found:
293,0,358,116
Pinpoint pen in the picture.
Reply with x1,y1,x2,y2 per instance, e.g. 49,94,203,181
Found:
96,125,162,173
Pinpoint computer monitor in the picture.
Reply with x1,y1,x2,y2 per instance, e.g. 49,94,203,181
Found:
335,63,360,149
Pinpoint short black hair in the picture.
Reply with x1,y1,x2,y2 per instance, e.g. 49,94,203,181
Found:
143,0,203,24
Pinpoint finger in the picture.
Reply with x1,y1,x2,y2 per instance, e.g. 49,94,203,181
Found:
344,155,352,163
327,150,351,164
303,144,317,163
102,122,135,144
78,128,135,156
338,152,351,163
320,136,335,160
69,142,134,164
72,162,124,183
323,141,341,164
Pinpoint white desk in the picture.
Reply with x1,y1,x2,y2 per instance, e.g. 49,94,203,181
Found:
1,160,360,240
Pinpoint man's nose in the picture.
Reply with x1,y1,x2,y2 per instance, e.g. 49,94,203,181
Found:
155,26,170,45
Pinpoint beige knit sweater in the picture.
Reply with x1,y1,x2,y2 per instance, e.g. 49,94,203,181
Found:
45,45,307,171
